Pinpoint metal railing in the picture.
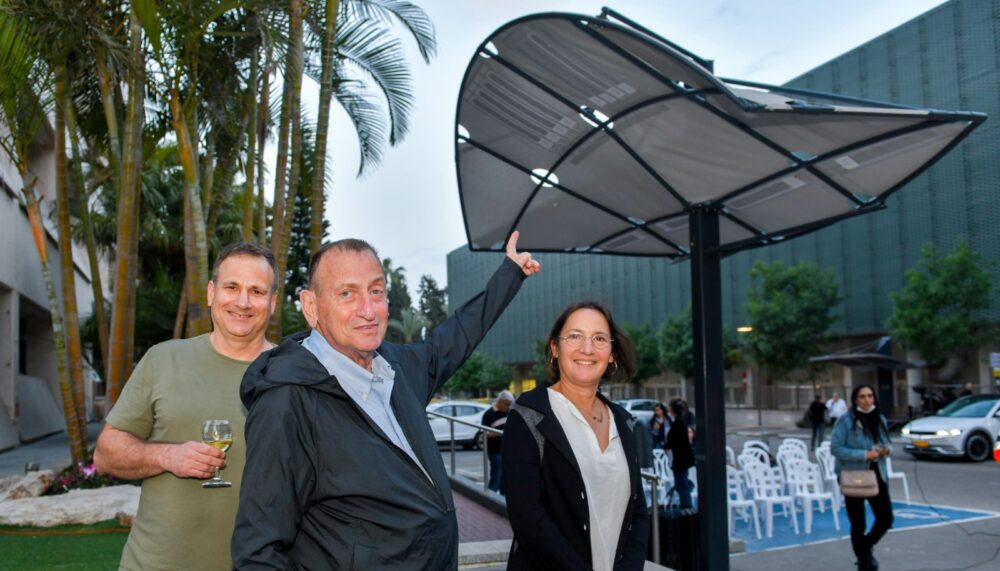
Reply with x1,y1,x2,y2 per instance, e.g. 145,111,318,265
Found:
427,409,665,564
426,409,502,492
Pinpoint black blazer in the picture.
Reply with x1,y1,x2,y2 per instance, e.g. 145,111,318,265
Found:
502,386,650,571
664,416,695,471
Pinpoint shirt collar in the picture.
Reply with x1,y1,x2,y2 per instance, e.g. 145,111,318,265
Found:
303,329,395,382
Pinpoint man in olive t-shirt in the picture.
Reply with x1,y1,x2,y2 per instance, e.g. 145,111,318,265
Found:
94,243,277,570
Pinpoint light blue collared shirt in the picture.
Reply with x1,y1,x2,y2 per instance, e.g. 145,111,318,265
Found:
302,329,429,479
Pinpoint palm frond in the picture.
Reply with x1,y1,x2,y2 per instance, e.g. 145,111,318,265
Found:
334,78,387,175
342,0,436,63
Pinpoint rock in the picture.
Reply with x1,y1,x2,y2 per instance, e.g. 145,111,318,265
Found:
4,470,55,500
0,474,20,498
0,484,140,526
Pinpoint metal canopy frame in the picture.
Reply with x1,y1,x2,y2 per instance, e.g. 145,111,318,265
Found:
454,8,985,570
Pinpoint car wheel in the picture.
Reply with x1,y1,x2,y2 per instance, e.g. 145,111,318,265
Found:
965,432,991,462
462,431,482,451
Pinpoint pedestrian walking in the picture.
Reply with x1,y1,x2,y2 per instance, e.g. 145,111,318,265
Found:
482,390,514,495
831,384,894,571
664,399,695,509
808,394,828,449
827,392,848,426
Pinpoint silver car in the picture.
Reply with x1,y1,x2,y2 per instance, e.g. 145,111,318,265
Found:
614,398,662,425
426,401,491,450
900,395,1000,462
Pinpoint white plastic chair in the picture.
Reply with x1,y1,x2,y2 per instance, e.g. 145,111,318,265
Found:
726,445,737,467
814,446,842,510
727,466,761,539
650,449,674,505
785,459,840,534
739,447,770,469
886,457,910,503
743,439,771,455
744,462,799,538
780,438,809,457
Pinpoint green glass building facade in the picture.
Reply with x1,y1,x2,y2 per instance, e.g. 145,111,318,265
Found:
447,0,999,370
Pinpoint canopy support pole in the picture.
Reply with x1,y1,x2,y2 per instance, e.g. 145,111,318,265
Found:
689,205,728,571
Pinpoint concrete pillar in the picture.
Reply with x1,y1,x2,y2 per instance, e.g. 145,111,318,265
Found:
906,350,923,409
0,287,17,420
977,345,998,393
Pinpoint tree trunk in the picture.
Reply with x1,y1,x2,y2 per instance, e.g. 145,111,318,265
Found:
62,70,110,376
242,12,259,243
268,0,305,342
53,69,88,439
170,87,212,337
256,42,273,245
309,0,341,255
21,178,86,463
107,11,145,402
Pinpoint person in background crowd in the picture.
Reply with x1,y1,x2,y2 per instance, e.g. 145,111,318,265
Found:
482,390,515,495
650,402,669,450
827,392,849,426
664,399,695,509
961,382,975,397
808,393,828,449
503,301,649,570
831,384,894,571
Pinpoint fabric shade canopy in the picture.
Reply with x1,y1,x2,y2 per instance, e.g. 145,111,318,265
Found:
455,11,985,258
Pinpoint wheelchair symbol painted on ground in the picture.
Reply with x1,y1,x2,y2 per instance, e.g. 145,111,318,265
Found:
893,508,948,521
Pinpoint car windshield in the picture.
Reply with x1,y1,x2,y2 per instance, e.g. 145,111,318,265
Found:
936,396,999,418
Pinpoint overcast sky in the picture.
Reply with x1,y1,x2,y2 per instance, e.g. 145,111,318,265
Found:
283,0,948,296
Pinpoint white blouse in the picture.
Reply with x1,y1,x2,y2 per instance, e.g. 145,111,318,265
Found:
548,389,631,571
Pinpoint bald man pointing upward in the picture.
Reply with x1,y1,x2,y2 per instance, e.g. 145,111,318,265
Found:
233,232,539,570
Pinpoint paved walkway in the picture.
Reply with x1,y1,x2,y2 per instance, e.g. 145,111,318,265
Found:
0,422,102,477
454,490,513,542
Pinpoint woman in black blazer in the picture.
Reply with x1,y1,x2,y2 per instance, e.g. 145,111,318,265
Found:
663,399,695,508
502,301,650,571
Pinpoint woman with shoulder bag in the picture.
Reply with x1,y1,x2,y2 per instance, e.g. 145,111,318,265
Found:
831,384,894,571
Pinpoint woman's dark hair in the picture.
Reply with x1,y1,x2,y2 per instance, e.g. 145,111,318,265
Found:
653,403,668,417
850,383,885,439
544,301,637,384
850,384,879,410
668,399,685,417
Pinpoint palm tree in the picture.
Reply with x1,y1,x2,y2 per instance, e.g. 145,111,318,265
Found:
0,14,86,462
304,0,437,254
389,308,427,343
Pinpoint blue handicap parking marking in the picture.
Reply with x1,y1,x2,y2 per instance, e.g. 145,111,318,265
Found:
730,501,1000,553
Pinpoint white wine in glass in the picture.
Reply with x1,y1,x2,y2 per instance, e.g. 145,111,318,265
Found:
202,419,233,488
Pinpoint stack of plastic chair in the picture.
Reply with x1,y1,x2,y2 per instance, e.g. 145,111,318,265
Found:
776,445,809,494
727,465,761,539
648,449,674,505
742,439,771,456
814,446,842,510
780,438,809,457
744,461,799,538
785,459,840,534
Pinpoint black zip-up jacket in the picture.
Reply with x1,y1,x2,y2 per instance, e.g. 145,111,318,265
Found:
231,259,525,570
502,386,650,571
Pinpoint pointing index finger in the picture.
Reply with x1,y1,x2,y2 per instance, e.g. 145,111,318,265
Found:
506,231,520,257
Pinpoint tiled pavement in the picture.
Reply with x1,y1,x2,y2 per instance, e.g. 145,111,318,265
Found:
454,490,513,542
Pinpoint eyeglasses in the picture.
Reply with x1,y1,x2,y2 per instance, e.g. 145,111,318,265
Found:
558,333,613,350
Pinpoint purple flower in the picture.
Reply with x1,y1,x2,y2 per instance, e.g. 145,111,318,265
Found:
81,463,96,477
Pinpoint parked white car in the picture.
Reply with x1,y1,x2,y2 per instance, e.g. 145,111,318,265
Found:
614,398,662,425
426,401,491,449
900,395,1000,462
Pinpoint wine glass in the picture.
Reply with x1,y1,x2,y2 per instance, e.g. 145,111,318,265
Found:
201,419,233,488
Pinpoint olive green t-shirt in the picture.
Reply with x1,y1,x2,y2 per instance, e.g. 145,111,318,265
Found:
107,334,251,571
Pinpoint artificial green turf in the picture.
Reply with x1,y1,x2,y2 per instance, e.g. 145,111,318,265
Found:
0,519,128,570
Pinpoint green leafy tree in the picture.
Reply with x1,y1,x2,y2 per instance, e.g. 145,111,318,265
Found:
383,258,413,343
745,260,840,383
418,275,448,330
389,308,427,343
659,308,695,379
659,305,744,378
623,323,662,384
530,338,552,386
445,352,514,398
887,242,994,369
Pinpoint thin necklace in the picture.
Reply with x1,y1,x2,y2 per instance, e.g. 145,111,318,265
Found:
591,404,604,423
554,383,603,423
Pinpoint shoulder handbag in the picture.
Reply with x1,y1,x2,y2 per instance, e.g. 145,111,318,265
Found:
839,463,878,498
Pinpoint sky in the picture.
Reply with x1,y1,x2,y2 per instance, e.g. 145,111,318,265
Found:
285,0,949,297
